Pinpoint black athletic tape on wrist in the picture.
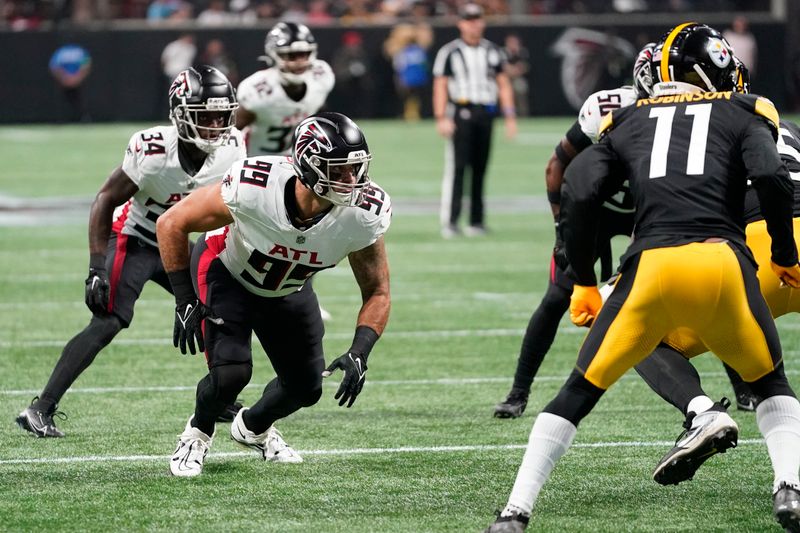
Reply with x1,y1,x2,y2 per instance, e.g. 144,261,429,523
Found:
167,268,197,304
89,253,106,271
349,325,380,360
547,190,561,205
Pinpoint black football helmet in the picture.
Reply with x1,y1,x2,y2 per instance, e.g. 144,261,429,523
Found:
265,22,317,85
168,65,238,153
633,42,656,97
733,56,751,94
652,23,736,92
292,112,372,207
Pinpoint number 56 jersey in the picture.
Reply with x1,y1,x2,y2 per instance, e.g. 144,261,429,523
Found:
214,156,391,297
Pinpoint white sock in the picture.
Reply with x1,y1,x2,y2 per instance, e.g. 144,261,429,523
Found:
506,412,577,515
686,395,714,417
756,395,800,493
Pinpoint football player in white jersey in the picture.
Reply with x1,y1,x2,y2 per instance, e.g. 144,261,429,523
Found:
157,112,391,477
236,22,335,157
237,21,337,321
15,66,244,438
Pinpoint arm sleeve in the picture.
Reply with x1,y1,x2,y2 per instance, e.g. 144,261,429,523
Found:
743,117,798,266
560,141,624,285
565,120,593,153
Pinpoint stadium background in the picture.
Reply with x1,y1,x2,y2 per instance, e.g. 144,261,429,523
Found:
2,1,800,122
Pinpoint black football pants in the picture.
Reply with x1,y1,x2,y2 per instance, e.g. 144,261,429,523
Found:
441,105,494,228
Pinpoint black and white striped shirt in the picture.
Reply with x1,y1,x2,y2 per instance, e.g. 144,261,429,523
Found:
433,38,505,106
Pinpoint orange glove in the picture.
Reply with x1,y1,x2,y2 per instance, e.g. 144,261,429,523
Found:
570,285,603,327
771,261,800,289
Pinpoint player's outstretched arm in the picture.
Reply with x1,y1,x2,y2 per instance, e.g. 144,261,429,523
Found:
322,236,390,408
85,166,138,315
156,182,233,354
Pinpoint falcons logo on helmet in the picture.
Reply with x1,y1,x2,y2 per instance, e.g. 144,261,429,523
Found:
551,28,637,110
294,121,333,161
169,71,191,98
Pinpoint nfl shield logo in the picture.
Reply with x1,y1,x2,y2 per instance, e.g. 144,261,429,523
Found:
296,235,306,244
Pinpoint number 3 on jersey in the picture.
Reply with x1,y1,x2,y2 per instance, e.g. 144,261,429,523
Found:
648,103,712,178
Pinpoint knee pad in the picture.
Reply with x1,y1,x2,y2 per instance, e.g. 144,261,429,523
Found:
748,364,796,400
295,386,323,408
541,283,571,313
210,363,252,400
87,315,123,344
543,370,605,425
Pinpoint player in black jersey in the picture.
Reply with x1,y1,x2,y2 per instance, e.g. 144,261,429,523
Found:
493,44,651,418
494,44,757,419
486,23,800,533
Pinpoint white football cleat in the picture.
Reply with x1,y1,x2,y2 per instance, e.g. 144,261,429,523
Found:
170,417,213,477
653,398,738,485
230,407,303,463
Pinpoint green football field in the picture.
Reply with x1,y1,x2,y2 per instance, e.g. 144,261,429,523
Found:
1,119,798,532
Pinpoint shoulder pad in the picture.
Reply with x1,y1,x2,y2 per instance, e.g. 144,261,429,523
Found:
578,87,637,141
598,111,614,138
733,93,780,131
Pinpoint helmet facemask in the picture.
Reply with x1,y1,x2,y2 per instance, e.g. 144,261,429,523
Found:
168,66,239,154
172,98,239,153
292,113,372,206
270,46,317,85
307,154,372,207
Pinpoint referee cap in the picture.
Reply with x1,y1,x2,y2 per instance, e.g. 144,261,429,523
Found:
460,3,483,19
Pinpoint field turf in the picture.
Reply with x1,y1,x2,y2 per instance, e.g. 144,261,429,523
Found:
0,119,797,532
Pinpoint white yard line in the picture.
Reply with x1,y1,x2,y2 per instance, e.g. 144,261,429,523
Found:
3,370,794,396
0,439,766,466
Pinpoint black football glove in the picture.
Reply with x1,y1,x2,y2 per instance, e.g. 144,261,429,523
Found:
85,267,110,315
173,299,223,355
322,352,368,408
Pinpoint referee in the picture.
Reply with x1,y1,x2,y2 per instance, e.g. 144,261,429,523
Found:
432,3,517,238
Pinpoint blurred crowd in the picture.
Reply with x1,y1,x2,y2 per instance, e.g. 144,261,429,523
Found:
1,0,772,29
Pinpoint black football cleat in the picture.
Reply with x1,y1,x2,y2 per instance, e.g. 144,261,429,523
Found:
16,399,66,438
653,398,738,485
494,388,529,419
484,510,530,532
216,401,243,423
734,389,760,412
774,483,800,533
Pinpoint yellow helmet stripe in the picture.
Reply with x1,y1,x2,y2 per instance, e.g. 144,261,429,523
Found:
660,22,697,83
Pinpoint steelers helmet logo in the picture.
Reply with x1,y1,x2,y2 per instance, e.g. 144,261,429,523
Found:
706,38,731,68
